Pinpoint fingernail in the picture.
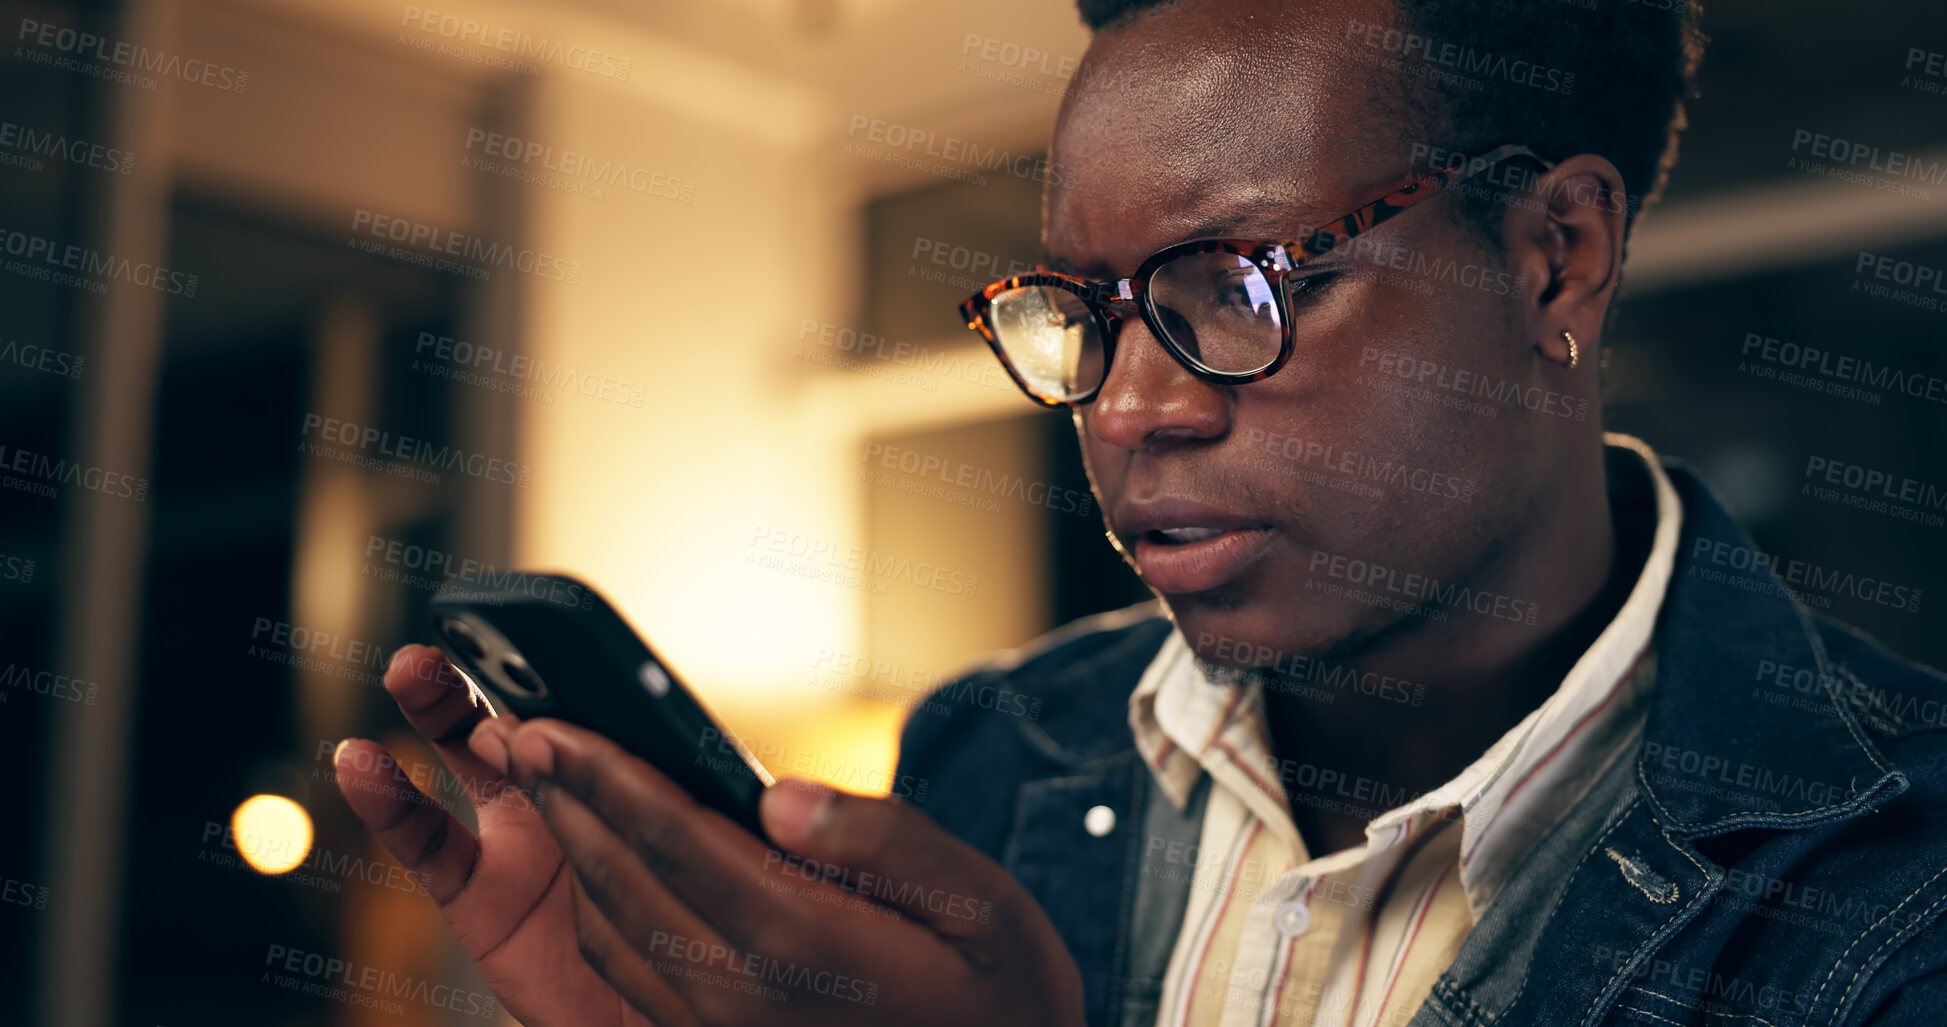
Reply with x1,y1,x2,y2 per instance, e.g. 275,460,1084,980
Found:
469,721,509,774
762,780,833,842
387,647,409,674
511,729,555,778
331,738,357,767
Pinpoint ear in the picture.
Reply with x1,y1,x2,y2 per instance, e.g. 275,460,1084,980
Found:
1509,153,1628,369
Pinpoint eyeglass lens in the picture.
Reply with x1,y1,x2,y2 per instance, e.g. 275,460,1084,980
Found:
986,252,1282,402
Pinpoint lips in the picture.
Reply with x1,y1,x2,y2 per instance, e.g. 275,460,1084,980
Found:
1151,527,1227,544
1115,499,1274,594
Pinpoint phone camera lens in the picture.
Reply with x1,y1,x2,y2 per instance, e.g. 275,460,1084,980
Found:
500,654,548,698
443,618,487,661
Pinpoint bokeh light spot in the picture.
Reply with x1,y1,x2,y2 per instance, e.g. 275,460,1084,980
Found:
230,794,313,875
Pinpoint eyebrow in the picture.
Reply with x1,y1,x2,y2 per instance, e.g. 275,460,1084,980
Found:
1044,253,1089,275
1041,198,1341,277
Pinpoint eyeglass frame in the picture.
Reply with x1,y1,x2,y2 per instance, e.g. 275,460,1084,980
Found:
957,142,1558,407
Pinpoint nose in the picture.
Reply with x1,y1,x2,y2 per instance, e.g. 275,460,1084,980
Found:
1082,314,1233,451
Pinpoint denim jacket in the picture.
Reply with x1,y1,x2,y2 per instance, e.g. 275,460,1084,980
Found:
897,465,1947,1027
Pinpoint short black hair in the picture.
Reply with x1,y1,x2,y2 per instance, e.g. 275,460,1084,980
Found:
1074,0,1706,244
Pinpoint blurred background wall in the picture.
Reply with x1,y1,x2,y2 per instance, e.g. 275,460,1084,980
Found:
1,0,1943,1023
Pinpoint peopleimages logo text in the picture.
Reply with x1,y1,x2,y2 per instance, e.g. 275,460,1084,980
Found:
300,414,531,487
0,120,135,174
349,209,581,284
845,116,1063,185
1344,19,1574,93
264,943,497,1018
1740,332,1947,405
399,7,631,79
463,129,692,202
0,225,197,295
15,17,248,92
1688,538,1923,614
1307,550,1541,625
1804,455,1947,513
1790,130,1947,187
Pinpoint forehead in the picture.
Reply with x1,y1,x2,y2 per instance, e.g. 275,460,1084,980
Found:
1046,0,1414,275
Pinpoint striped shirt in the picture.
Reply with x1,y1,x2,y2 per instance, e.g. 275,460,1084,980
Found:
1132,434,1682,1027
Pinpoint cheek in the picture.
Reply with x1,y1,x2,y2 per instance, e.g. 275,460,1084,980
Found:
1321,278,1531,451
1074,411,1123,500
1234,281,1531,542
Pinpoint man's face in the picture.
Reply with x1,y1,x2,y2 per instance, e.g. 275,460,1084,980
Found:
1049,0,1575,666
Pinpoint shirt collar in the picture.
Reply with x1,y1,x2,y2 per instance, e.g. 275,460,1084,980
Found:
1129,433,1683,907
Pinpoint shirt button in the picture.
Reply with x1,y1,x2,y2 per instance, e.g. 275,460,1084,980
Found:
1275,900,1311,937
1083,805,1116,837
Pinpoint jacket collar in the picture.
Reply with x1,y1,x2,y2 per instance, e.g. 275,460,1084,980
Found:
1013,604,1175,768
1019,464,1911,834
1636,463,1906,836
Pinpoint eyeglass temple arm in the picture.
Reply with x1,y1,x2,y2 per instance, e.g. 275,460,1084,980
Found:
1285,143,1556,263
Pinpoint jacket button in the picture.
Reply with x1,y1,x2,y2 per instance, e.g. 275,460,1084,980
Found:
1275,900,1311,936
1084,805,1116,837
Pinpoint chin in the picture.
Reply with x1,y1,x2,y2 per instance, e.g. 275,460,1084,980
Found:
1160,588,1363,673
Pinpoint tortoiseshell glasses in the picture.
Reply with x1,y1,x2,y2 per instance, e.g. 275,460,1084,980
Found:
958,143,1555,407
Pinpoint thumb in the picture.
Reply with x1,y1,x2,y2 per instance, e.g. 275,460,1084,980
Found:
759,778,1010,939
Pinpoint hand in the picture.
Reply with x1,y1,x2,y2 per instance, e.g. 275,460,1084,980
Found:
469,715,1087,1027
333,645,652,1027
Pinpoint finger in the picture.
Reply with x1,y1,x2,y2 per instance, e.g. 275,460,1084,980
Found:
333,738,480,905
545,782,727,964
761,780,1086,1023
759,779,1014,940
566,873,700,1027
505,719,821,953
545,781,780,1023
383,644,526,813
516,726,1010,1022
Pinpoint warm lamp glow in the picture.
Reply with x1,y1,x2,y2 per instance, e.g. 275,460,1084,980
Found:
230,795,314,875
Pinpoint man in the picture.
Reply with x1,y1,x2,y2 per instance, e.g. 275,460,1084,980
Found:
336,0,1947,1024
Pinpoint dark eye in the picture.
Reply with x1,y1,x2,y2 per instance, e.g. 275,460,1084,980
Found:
1283,272,1337,308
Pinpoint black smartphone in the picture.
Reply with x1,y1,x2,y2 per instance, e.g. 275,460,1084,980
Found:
426,572,774,838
